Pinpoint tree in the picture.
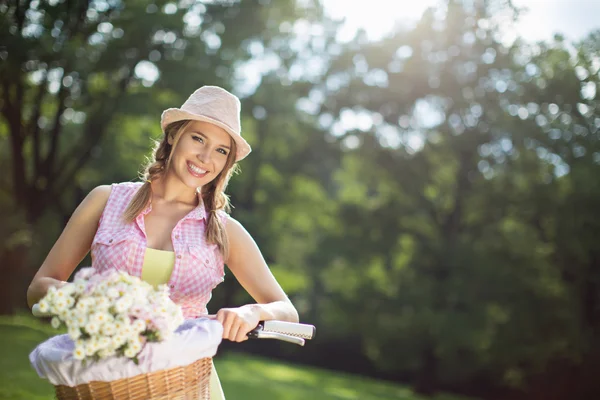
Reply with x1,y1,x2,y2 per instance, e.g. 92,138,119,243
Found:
314,1,600,397
0,0,322,312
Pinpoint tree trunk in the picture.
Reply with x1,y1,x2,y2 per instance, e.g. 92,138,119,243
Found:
0,244,31,314
414,345,438,395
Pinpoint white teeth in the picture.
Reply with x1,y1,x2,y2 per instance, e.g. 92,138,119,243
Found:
188,163,207,175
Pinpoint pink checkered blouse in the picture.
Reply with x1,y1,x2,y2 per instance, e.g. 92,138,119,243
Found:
91,182,227,319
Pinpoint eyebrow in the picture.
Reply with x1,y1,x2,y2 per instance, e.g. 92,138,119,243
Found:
194,131,231,150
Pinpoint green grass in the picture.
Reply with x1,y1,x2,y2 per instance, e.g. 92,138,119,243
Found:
0,314,62,400
215,353,473,400
0,314,475,400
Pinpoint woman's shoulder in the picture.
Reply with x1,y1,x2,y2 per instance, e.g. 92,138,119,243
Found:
86,185,112,203
89,181,143,210
222,214,248,239
85,182,142,202
73,185,112,223
112,181,144,191
104,181,144,199
92,182,144,227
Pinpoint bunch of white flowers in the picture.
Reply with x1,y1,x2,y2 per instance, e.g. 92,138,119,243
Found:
38,267,184,363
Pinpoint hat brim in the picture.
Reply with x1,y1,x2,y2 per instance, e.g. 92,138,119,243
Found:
161,108,251,162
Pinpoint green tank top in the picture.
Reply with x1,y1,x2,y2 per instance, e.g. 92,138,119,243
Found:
140,248,225,399
141,248,175,287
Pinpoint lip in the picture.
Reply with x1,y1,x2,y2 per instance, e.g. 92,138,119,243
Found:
187,161,209,178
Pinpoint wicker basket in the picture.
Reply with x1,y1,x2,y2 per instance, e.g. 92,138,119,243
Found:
54,357,212,400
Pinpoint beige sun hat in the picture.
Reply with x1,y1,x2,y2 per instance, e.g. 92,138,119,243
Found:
160,86,251,161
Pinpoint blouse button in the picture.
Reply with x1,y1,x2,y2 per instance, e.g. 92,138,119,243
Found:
177,255,182,259
175,235,179,239
108,239,113,243
170,285,174,288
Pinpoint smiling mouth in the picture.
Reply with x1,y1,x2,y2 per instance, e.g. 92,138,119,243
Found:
187,162,209,178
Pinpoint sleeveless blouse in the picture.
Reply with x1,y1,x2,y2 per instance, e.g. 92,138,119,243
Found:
90,182,227,319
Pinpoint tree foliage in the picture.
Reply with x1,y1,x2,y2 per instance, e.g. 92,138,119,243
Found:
1,1,599,399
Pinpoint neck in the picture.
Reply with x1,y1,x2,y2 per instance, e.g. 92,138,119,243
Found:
151,173,200,207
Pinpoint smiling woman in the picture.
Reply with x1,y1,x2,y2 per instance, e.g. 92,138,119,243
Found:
168,121,233,186
26,86,300,399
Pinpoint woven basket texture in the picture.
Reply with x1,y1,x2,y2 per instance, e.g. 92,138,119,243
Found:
54,357,212,400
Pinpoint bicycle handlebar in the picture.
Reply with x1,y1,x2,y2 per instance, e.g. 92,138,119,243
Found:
247,330,305,346
31,304,315,346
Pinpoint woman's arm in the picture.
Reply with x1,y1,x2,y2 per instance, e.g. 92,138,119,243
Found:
26,185,112,308
216,216,299,342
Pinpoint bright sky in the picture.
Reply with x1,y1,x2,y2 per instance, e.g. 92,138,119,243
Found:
323,0,600,44
510,0,600,42
228,1,600,97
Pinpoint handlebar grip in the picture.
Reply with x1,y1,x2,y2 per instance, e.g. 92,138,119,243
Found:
248,330,305,346
247,321,315,346
261,320,316,340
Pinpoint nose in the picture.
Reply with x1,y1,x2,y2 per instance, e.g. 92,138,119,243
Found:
196,148,211,164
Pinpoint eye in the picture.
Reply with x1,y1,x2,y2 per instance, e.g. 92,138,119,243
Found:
217,148,228,155
192,135,204,143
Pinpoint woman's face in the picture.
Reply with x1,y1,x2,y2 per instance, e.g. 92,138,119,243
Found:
168,120,232,190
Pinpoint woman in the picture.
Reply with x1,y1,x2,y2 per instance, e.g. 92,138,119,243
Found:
26,85,299,399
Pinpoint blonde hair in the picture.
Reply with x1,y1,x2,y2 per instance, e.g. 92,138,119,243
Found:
123,120,240,258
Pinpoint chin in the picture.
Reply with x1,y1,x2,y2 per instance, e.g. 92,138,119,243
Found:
187,175,216,190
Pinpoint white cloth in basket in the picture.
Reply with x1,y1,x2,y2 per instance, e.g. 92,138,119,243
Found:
29,318,223,386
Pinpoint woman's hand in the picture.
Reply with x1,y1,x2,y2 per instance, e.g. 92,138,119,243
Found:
27,277,68,309
215,305,261,342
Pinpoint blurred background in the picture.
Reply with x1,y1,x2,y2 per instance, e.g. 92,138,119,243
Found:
1,0,600,399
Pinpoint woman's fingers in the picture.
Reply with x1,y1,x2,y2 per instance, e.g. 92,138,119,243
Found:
228,323,242,342
215,307,256,342
220,310,235,339
229,322,250,342
235,323,250,342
